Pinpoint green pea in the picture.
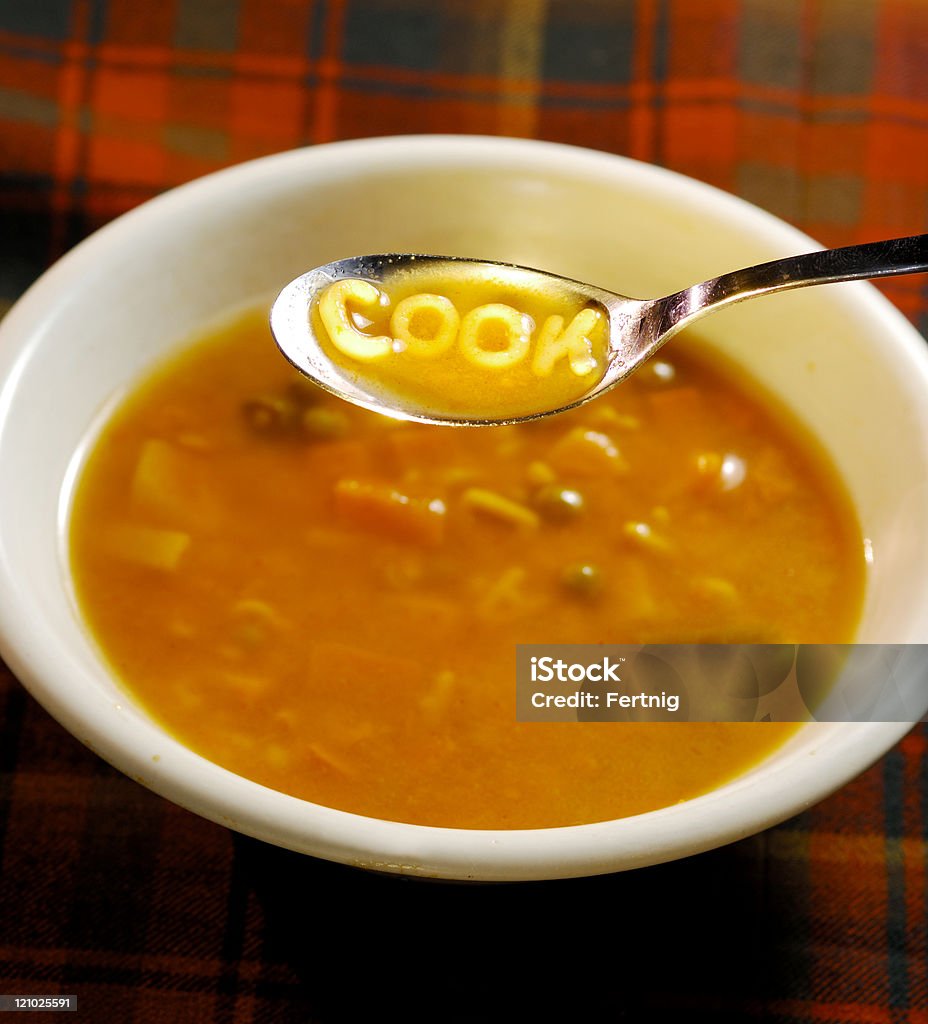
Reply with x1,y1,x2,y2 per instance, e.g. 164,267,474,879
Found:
561,563,603,599
241,395,300,436
533,485,585,522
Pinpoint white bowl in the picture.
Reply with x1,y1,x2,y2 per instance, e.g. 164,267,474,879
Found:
0,136,926,881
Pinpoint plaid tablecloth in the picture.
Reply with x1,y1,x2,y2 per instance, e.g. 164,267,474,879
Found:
1,2,927,1021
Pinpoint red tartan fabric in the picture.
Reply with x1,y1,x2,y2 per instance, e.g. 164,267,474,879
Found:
0,2,926,1021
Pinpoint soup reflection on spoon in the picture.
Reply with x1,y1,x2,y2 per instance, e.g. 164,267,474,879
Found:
270,236,928,427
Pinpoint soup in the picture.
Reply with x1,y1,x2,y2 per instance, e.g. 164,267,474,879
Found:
68,307,865,829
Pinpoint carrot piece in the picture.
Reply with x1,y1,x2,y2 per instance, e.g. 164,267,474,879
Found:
334,479,446,545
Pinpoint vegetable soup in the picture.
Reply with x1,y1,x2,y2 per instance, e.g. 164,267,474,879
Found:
68,308,865,829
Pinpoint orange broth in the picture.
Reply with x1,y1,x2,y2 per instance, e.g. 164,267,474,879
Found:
68,307,865,829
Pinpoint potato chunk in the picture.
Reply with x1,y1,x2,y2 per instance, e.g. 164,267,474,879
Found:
106,524,190,571
548,428,627,476
130,439,216,529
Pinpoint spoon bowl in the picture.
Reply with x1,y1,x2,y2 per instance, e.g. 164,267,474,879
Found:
271,234,928,426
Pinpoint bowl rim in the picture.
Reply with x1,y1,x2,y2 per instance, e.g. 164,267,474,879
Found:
0,134,925,881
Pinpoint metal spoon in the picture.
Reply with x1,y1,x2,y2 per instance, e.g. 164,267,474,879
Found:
270,234,928,426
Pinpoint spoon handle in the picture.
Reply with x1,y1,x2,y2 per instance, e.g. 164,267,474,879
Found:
700,232,928,303
649,233,928,341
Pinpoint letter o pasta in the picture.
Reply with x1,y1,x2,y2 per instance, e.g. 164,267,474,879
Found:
390,293,460,357
458,304,533,370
